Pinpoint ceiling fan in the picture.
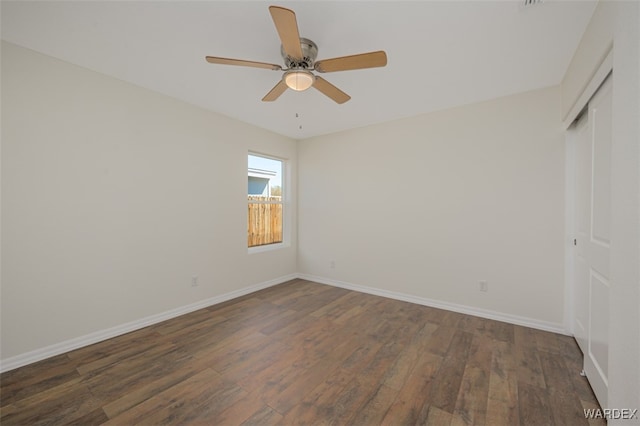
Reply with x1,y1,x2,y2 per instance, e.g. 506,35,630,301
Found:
205,5,387,104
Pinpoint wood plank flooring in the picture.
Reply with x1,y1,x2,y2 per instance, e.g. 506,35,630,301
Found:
1,279,603,425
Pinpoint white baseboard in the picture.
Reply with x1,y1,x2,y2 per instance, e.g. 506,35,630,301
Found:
0,274,297,373
297,273,568,335
1,272,569,373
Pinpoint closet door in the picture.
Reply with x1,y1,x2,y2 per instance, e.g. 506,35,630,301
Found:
574,75,612,408
574,111,589,354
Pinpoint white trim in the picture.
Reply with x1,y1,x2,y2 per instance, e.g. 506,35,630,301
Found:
248,242,290,254
297,273,568,335
0,274,297,373
1,270,570,373
564,123,577,334
563,46,613,129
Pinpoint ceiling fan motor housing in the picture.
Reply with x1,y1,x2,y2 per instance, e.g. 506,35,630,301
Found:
282,38,318,69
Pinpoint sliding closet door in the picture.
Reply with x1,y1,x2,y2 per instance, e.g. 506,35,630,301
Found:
574,111,589,355
574,75,612,408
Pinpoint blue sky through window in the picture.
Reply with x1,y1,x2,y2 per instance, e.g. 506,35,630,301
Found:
248,154,282,189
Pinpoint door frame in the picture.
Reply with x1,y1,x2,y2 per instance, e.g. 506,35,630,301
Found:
564,47,614,409
564,47,613,334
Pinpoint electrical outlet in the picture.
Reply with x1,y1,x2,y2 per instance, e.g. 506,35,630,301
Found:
479,280,488,292
330,260,336,269
191,276,199,287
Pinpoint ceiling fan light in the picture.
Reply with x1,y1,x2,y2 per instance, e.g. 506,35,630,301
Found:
284,70,315,91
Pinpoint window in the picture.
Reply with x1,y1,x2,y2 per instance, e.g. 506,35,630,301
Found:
248,153,284,248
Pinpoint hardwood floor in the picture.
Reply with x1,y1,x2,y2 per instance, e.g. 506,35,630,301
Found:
1,279,603,425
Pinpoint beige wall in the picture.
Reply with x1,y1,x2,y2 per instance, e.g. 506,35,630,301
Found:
298,86,565,328
563,1,640,414
1,41,297,361
3,2,639,411
561,1,615,120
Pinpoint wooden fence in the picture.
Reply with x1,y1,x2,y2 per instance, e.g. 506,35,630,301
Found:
248,196,283,247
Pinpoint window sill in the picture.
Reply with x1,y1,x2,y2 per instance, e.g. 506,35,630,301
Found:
248,242,289,254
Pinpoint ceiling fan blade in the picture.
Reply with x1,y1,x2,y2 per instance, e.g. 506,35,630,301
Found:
314,51,387,73
205,56,282,71
262,79,288,102
269,6,303,60
313,76,351,104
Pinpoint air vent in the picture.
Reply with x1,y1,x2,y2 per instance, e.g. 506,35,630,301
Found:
522,0,543,7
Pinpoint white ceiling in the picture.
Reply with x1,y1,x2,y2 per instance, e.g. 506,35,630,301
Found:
1,1,597,139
